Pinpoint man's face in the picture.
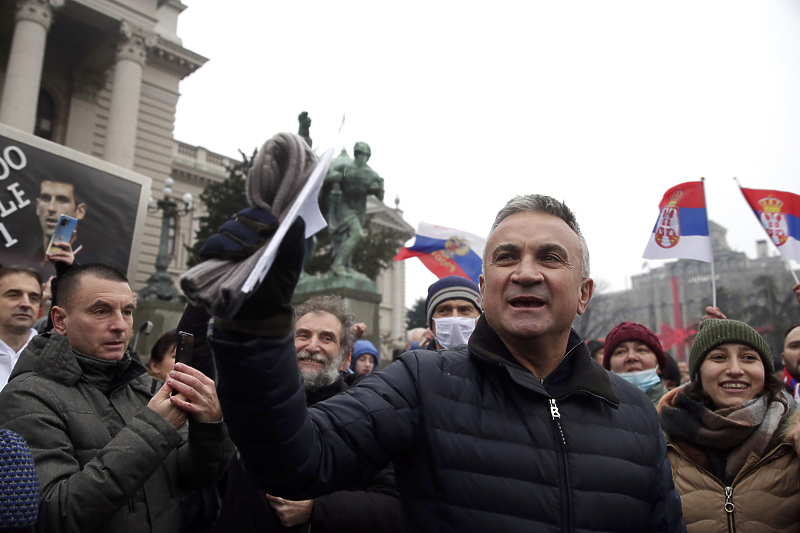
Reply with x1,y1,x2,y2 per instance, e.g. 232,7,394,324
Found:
0,273,41,336
782,326,800,380
294,311,345,387
52,276,135,361
609,341,659,373
678,361,689,377
479,212,592,346
36,181,86,238
430,298,480,335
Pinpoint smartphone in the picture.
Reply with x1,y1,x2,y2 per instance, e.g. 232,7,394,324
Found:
175,331,194,367
171,332,194,396
46,215,78,254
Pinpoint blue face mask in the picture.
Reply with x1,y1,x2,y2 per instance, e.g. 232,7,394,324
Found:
617,367,661,393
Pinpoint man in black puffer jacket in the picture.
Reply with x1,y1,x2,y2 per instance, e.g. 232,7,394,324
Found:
211,295,402,533
203,195,686,533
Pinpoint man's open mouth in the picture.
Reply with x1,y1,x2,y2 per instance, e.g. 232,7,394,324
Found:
298,353,327,365
508,296,546,308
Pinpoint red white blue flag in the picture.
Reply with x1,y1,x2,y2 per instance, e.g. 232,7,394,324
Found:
394,222,485,283
643,181,713,262
739,185,800,263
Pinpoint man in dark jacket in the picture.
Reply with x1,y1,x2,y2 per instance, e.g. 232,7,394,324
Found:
202,195,686,533
212,295,402,532
0,264,234,533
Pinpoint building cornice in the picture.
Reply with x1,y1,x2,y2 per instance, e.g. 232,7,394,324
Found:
148,37,208,79
158,0,186,12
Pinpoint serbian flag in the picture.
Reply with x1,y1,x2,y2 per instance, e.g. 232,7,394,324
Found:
643,181,713,262
738,185,800,263
394,222,485,283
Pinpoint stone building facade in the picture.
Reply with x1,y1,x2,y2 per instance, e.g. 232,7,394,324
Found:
0,0,414,356
0,0,205,290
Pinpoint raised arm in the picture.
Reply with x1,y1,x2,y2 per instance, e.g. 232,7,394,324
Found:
196,208,419,498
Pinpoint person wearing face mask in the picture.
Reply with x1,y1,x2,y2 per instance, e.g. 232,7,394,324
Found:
424,276,482,350
603,321,669,405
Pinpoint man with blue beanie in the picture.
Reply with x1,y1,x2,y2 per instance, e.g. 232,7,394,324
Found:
424,276,481,350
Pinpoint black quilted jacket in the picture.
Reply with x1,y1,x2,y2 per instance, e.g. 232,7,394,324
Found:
211,315,685,533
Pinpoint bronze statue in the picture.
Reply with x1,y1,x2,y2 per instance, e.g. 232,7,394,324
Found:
297,112,312,147
324,142,384,277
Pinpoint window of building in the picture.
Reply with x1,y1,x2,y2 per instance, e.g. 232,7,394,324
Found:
35,89,56,141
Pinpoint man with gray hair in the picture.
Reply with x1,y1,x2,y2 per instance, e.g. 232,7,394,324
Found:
293,295,356,391
203,194,685,533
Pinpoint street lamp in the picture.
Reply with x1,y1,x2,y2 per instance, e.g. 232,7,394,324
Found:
139,177,193,301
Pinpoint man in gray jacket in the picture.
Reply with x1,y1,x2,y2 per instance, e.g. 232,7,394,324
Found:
0,264,234,532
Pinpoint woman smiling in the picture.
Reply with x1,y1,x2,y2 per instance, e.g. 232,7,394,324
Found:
658,319,799,532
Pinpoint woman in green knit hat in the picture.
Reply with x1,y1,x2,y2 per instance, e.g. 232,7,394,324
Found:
657,318,799,532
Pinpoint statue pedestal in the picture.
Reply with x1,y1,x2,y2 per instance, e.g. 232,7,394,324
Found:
294,274,382,349
132,298,185,365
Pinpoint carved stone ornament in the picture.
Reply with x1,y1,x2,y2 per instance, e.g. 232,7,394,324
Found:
72,71,105,102
116,21,157,66
15,0,64,30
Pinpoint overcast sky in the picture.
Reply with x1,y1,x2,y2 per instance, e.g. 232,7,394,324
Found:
173,1,800,305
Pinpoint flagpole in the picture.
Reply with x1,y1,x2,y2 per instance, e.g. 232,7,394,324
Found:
700,177,717,308
734,177,800,285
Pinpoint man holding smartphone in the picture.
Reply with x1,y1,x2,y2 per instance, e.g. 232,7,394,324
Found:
0,264,234,532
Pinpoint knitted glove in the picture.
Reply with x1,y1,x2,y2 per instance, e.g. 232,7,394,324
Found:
200,208,306,336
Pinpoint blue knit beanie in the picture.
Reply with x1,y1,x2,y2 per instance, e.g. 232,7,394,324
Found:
350,340,379,373
425,276,481,327
0,429,39,529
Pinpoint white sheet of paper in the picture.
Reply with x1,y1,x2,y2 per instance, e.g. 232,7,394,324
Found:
242,147,333,293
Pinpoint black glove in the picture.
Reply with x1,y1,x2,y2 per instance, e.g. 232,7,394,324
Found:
201,208,306,336
200,208,279,262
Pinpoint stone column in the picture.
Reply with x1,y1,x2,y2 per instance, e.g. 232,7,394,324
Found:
391,260,404,344
104,22,155,169
0,0,63,133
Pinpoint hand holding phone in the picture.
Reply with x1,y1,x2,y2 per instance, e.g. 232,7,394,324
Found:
47,215,78,255
171,332,194,396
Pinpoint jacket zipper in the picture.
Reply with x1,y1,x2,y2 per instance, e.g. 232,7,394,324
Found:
549,397,572,533
724,486,734,533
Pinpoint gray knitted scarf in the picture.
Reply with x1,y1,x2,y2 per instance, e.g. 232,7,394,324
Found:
179,132,318,318
660,387,792,481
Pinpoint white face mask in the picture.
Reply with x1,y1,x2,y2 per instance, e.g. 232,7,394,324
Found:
616,367,661,393
434,317,477,350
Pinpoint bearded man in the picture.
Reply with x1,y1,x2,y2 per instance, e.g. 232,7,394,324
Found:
211,295,402,533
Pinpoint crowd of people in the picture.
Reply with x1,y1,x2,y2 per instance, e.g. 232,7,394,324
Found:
0,191,798,532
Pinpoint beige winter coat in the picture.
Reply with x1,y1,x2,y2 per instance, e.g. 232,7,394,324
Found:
666,409,800,533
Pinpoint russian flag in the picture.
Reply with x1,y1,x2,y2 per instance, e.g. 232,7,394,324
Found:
394,222,485,283
739,185,800,264
643,181,713,262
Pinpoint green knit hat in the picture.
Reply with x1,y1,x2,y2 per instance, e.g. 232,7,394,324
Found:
689,319,773,381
